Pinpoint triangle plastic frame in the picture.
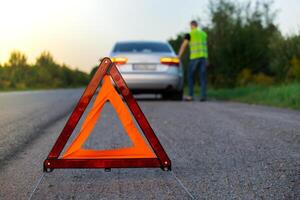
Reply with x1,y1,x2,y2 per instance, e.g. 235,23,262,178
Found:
43,57,171,172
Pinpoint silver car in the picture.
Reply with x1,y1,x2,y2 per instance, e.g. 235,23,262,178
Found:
110,41,183,100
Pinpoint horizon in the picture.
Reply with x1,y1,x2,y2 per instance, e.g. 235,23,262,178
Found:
1,0,300,73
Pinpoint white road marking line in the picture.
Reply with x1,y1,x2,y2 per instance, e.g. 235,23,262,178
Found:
28,173,45,200
171,171,196,199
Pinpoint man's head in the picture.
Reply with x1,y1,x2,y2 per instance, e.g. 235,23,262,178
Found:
190,20,198,29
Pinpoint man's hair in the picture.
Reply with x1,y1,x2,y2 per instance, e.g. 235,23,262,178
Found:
190,20,198,27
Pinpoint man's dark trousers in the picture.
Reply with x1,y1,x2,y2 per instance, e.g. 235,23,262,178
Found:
188,57,206,99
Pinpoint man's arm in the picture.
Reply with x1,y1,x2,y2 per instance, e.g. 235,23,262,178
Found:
178,39,189,58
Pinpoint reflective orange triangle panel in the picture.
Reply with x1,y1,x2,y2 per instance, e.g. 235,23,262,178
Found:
62,75,156,159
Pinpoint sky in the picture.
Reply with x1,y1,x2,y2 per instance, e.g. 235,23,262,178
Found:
0,0,300,72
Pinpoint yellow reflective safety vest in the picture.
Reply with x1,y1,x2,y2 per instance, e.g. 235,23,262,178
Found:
189,28,208,59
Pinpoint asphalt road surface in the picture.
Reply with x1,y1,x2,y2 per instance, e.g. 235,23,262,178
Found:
0,89,299,200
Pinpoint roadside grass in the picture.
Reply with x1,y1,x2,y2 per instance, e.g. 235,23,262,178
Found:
185,82,300,110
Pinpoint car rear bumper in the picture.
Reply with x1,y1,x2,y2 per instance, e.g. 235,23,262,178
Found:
120,72,182,91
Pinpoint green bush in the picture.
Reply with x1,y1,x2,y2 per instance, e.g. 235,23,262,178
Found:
253,73,274,86
287,57,300,81
269,34,300,81
237,68,253,86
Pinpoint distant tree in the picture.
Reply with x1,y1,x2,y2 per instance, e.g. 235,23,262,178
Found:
269,34,300,81
34,51,61,87
8,51,27,67
0,51,89,90
90,65,99,79
36,51,58,67
206,0,278,87
5,51,31,88
73,69,89,86
61,64,74,86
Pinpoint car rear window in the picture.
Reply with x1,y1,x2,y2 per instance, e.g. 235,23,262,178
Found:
113,42,172,53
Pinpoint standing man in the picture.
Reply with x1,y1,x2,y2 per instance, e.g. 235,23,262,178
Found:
178,20,208,101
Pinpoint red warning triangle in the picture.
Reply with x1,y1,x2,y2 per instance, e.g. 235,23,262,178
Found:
44,57,171,172
62,75,155,159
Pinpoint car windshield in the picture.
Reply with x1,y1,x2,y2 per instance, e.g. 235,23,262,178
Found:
113,42,172,53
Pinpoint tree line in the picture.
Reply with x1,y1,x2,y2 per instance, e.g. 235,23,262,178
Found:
2,0,300,90
169,0,300,88
0,51,89,90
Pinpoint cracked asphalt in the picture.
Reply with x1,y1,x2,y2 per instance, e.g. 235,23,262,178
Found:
0,90,299,200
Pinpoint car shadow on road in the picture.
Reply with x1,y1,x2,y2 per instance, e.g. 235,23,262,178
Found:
133,94,184,102
131,94,163,101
